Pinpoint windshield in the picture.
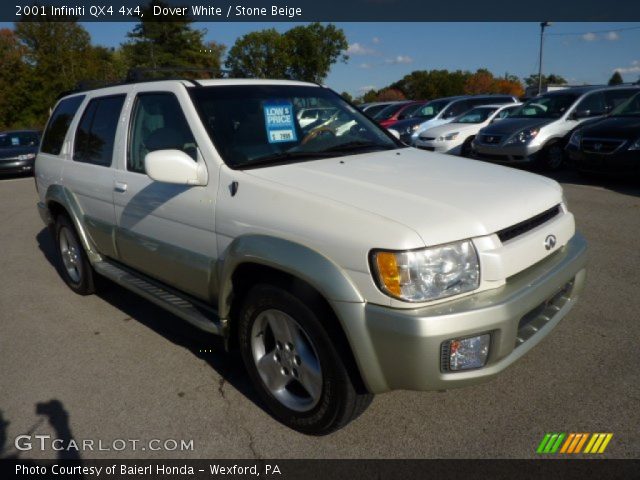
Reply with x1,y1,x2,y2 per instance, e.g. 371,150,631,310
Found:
411,99,449,120
611,92,640,117
453,107,498,124
373,102,409,121
189,85,399,169
0,131,39,148
511,93,579,119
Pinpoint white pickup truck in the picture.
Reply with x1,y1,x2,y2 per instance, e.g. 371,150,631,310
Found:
35,79,587,435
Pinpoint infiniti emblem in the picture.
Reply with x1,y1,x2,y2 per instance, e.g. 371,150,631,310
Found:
544,234,557,251
593,143,603,151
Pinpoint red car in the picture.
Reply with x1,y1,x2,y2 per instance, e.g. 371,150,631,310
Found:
374,101,429,128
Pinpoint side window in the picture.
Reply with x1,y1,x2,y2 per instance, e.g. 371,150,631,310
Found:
73,95,125,167
41,95,85,155
605,90,637,112
443,101,469,119
128,93,197,174
575,93,606,117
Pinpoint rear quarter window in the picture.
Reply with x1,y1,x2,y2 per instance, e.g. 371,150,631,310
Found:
41,96,85,155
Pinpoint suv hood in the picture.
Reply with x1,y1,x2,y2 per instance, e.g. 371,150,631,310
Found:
245,148,562,246
480,117,552,136
580,116,640,139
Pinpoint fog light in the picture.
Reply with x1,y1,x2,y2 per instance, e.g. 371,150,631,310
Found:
443,334,490,371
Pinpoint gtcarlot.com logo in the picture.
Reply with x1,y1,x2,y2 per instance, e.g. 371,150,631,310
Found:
536,433,613,454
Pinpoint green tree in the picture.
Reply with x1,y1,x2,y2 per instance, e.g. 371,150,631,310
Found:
225,23,348,82
14,19,98,126
0,28,30,129
340,91,353,103
122,0,225,77
524,73,567,88
608,71,623,85
390,69,472,100
225,29,288,78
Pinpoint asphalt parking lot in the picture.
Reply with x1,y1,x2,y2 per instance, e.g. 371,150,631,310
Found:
0,170,638,460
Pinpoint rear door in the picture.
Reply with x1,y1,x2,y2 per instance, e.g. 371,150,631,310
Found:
63,94,126,258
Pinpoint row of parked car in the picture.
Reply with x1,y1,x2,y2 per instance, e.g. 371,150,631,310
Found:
361,85,640,175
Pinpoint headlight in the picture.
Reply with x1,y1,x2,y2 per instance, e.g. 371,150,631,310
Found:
505,128,539,145
629,138,640,151
371,240,480,302
404,124,421,135
437,132,459,142
17,153,36,161
568,130,582,148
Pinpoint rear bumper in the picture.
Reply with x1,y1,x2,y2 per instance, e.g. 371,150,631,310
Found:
336,233,587,393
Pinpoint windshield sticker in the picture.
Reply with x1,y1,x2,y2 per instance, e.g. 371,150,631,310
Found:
264,100,297,143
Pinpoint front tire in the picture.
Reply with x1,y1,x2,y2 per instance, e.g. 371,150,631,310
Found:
460,136,475,157
54,215,96,296
538,142,565,171
238,284,372,435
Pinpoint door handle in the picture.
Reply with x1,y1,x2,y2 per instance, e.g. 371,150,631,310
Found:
114,181,128,193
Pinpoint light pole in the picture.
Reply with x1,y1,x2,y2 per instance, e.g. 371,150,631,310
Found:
538,21,552,95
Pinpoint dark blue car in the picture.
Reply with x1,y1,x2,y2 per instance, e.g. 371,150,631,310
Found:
0,130,40,175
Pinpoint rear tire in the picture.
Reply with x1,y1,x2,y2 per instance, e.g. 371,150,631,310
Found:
238,284,372,435
54,215,96,296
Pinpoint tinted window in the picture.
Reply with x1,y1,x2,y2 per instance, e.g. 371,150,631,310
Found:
455,107,498,124
0,131,39,148
512,93,579,119
73,95,125,167
443,100,470,119
605,89,640,112
575,92,606,116
128,93,197,174
41,96,85,155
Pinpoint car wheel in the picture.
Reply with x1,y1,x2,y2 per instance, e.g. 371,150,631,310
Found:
460,136,475,157
238,284,372,435
54,215,96,295
539,143,565,171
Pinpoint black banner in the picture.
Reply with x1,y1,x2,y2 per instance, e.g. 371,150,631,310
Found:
5,0,640,22
3,459,640,480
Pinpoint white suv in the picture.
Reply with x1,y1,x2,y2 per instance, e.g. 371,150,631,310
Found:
35,79,587,435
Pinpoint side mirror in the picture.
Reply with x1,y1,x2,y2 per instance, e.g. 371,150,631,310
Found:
145,149,207,186
572,109,592,120
388,129,401,140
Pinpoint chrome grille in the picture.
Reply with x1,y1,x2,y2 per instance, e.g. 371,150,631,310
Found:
479,134,502,145
581,137,625,155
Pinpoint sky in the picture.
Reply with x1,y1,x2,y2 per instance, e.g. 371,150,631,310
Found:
4,21,640,95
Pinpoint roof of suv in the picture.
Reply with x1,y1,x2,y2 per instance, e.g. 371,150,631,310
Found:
539,85,640,97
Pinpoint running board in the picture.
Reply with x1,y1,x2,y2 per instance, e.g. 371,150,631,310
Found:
93,260,223,335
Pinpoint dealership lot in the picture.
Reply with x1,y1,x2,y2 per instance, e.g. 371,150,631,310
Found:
0,171,638,459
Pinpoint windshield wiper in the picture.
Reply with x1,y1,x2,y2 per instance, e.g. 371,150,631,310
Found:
238,150,337,170
322,141,396,153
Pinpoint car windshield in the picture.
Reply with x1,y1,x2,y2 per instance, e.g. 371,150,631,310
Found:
453,107,498,124
189,85,399,169
610,92,640,117
0,131,39,148
411,99,450,120
510,93,579,119
373,103,409,121
399,102,426,119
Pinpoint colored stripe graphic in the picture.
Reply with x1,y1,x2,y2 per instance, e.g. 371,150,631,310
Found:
538,433,613,454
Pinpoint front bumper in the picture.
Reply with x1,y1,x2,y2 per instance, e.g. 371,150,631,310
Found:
0,158,35,174
566,148,640,175
335,233,587,393
414,139,461,155
472,142,540,164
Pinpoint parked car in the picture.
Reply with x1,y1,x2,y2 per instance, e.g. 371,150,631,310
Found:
408,95,518,144
371,101,416,127
35,79,586,435
360,101,402,118
565,91,640,176
472,85,640,170
0,130,40,175
414,103,521,156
